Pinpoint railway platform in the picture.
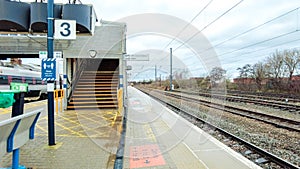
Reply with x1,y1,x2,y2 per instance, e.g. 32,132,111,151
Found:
0,87,262,169
0,100,123,169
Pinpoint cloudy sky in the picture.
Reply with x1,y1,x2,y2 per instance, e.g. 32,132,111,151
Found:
23,0,300,80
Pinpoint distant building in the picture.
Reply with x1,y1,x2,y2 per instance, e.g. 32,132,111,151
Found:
233,75,300,92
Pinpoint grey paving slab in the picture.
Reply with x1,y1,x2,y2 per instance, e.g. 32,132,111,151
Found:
0,108,122,169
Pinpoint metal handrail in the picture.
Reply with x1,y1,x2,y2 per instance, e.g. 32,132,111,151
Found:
67,59,87,101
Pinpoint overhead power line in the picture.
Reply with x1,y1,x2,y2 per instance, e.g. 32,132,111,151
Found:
224,35,300,60
161,0,214,51
173,0,245,52
200,7,300,54
154,0,245,65
218,30,299,57
173,8,300,72
188,35,300,72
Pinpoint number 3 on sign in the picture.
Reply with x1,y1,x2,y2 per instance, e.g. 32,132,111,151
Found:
54,20,76,40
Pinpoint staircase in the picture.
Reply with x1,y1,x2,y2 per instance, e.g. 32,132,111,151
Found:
67,71,119,109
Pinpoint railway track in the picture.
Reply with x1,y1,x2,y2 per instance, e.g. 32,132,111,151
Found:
175,90,300,112
139,88,300,169
159,90,300,132
227,90,300,103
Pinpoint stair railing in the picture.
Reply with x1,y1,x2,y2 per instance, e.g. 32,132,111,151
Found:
67,58,87,102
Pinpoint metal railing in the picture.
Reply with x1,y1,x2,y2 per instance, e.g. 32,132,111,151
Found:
67,58,87,102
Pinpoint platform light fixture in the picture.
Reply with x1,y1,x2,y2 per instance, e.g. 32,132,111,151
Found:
89,49,97,58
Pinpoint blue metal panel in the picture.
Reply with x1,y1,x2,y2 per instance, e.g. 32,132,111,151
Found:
29,112,40,139
0,0,30,31
7,120,20,153
62,4,93,33
30,3,62,32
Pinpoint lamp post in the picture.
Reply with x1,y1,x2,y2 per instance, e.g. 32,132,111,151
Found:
170,48,173,91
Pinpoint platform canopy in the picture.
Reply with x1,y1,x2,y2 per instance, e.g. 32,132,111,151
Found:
64,21,126,59
0,21,126,59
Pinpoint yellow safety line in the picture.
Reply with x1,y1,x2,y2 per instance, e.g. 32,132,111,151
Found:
0,109,11,115
58,115,112,138
55,122,86,137
83,128,111,138
36,133,113,138
77,115,103,124
36,125,48,133
78,112,116,124
111,112,119,127
0,100,47,115
44,142,63,150
143,124,157,143
36,133,89,138
40,125,111,138
58,115,81,125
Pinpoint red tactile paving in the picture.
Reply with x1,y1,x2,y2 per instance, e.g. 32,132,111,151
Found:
129,144,166,168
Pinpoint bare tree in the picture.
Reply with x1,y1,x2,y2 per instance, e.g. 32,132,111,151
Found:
265,50,286,90
237,64,252,78
237,64,253,90
252,62,267,91
209,67,226,87
283,49,300,84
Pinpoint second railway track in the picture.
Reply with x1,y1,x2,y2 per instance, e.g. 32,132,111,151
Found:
175,89,300,112
150,89,300,132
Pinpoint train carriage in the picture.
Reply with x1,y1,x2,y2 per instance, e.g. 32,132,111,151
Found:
0,62,47,100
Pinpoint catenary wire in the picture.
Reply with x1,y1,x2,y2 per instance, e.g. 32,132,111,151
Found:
161,0,214,51
153,0,245,66
199,7,299,54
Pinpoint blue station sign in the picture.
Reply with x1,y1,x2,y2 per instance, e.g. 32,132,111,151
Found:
41,58,56,81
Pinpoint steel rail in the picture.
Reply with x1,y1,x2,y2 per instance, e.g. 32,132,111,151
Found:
161,90,300,132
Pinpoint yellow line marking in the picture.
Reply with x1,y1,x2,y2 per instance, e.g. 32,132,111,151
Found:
36,133,110,138
78,114,102,123
143,124,157,143
58,115,81,125
0,100,47,116
44,142,63,150
0,109,11,115
36,125,48,133
55,122,86,137
111,113,119,127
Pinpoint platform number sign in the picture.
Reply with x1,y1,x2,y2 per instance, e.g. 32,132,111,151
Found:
54,20,76,40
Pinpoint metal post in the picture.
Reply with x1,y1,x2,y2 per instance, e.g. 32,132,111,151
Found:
160,74,162,86
11,92,24,117
47,0,55,146
170,48,173,91
12,149,19,169
155,65,157,81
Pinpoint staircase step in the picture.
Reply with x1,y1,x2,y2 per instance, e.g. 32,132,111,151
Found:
84,70,117,72
79,79,118,82
71,97,118,102
82,72,117,74
74,90,117,93
75,87,117,90
81,81,116,83
79,78,118,80
78,81,118,84
67,104,118,109
69,101,118,105
68,70,120,110
72,93,116,97
81,76,117,78
76,85,118,88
